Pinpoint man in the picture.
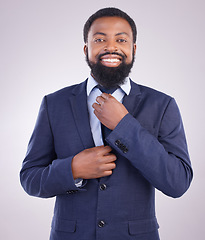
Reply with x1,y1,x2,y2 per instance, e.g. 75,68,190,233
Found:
20,7,193,240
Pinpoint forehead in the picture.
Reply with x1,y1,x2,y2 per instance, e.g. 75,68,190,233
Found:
88,16,133,39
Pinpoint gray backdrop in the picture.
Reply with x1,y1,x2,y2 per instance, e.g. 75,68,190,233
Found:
1,0,204,239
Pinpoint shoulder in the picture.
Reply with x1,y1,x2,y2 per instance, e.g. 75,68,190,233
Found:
45,79,87,102
130,79,172,103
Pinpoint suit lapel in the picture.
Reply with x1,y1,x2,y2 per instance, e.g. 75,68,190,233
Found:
123,79,142,117
70,80,95,149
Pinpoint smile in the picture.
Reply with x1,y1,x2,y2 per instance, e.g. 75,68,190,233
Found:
98,53,123,67
101,58,121,63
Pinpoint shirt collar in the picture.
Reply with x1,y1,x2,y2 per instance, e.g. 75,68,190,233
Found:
87,74,131,96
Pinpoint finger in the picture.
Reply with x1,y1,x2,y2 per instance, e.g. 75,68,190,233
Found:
106,162,116,170
92,102,101,111
103,155,117,163
93,109,101,121
100,162,116,172
99,153,117,164
102,145,113,153
93,145,112,154
101,92,110,100
95,145,106,149
96,96,105,105
102,170,113,177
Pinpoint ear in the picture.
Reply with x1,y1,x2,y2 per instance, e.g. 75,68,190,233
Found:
83,44,87,55
133,43,137,55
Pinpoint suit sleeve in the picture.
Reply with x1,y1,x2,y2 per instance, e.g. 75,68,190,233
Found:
107,98,193,198
20,96,86,198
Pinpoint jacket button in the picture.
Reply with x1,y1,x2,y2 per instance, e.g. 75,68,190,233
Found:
115,140,128,153
67,190,73,194
115,140,121,146
100,184,107,191
66,190,77,194
98,220,105,228
122,146,128,153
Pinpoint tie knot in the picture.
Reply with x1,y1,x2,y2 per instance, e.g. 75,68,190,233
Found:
97,85,118,94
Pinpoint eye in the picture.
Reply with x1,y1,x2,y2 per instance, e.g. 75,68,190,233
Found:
94,38,105,43
117,39,127,43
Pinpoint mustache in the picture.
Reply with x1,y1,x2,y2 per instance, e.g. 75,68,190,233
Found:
98,52,125,61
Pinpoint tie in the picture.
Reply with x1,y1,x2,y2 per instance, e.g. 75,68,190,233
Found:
97,85,118,145
97,85,118,95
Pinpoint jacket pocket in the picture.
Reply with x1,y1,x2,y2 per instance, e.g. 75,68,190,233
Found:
128,217,159,235
51,218,76,233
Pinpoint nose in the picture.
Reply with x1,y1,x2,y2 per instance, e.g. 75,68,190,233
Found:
104,40,118,52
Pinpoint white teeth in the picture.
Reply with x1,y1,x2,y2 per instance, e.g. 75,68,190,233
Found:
101,58,120,63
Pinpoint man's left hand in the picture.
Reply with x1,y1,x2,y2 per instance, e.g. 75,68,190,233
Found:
92,93,128,130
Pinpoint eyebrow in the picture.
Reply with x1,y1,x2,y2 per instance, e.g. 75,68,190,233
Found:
93,32,129,37
93,32,106,36
115,32,129,37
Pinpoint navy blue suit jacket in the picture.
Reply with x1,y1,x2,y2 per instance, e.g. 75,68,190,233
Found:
20,79,193,240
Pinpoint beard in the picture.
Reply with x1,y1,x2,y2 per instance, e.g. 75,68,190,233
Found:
86,50,135,89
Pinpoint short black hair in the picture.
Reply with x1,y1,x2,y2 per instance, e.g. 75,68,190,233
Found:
83,7,137,43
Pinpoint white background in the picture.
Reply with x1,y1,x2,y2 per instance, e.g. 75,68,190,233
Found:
0,0,204,239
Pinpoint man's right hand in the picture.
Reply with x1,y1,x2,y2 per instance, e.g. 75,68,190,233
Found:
71,146,117,179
